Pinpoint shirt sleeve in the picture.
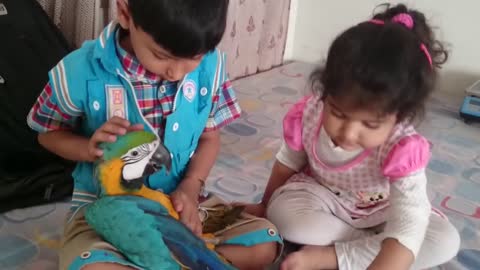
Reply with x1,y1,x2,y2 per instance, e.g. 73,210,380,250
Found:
27,82,81,133
204,78,241,132
282,96,310,151
276,140,308,172
383,170,431,257
382,134,431,181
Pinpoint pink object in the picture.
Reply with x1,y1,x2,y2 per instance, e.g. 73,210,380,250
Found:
283,96,311,151
420,43,433,67
392,13,414,29
440,196,480,219
369,19,385,25
382,134,431,181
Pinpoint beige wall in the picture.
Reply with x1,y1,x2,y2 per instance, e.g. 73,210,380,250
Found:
284,0,480,95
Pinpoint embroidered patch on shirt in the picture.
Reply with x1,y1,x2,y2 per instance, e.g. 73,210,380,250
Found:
106,85,127,119
183,80,197,102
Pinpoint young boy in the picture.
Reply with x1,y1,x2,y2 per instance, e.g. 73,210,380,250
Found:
27,1,281,269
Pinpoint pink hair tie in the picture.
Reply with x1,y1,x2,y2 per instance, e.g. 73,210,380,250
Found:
367,14,433,69
392,13,414,29
420,43,433,68
369,19,385,25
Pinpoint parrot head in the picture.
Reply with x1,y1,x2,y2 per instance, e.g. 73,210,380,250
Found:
98,130,172,191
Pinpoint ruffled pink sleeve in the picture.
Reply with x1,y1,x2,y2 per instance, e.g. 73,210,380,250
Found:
283,96,310,151
382,135,431,182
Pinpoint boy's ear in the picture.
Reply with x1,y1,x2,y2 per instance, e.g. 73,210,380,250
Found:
116,0,132,30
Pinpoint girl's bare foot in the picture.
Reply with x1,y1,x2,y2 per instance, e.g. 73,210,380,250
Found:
280,245,338,270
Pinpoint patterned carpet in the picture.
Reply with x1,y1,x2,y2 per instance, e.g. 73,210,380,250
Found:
1,62,479,269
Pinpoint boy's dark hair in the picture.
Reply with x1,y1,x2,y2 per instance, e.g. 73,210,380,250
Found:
311,4,448,122
128,0,229,58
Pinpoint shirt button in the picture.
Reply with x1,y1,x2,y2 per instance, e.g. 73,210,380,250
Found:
93,101,100,111
159,85,167,94
200,87,208,96
172,122,179,132
267,228,277,236
80,251,91,259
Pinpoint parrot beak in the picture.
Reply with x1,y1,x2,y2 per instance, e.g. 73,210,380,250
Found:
143,142,172,176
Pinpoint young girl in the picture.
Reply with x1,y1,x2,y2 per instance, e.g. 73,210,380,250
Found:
246,4,460,270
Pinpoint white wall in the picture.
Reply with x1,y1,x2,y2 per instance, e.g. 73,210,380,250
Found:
284,0,480,94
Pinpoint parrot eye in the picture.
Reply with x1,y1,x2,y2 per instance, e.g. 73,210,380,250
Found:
131,151,139,157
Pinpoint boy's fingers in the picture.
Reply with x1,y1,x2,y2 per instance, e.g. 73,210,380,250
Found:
88,147,103,158
109,116,130,127
191,222,201,236
194,220,202,236
102,123,127,135
172,196,184,212
93,131,117,144
127,124,144,131
93,148,103,157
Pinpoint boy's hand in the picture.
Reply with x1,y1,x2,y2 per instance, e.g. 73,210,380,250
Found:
170,180,203,236
87,116,144,161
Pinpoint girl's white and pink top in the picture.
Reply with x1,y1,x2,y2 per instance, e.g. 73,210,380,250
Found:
276,95,433,256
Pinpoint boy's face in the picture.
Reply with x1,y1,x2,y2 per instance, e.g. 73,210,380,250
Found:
117,0,203,82
129,25,203,81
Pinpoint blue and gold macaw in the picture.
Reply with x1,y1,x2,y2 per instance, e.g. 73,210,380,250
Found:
84,131,236,270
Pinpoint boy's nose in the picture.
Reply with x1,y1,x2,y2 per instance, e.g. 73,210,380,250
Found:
165,64,184,82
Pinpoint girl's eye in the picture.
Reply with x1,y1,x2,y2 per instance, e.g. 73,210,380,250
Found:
331,108,346,119
363,122,380,130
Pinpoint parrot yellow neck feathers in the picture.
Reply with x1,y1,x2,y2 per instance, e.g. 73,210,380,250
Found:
97,158,130,195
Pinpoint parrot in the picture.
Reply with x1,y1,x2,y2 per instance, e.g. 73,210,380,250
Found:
84,130,237,270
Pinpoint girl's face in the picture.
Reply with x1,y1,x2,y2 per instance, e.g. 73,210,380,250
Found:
322,96,397,151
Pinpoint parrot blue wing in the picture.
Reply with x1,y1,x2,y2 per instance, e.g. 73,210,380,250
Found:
85,196,237,270
150,213,237,270
85,195,180,270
